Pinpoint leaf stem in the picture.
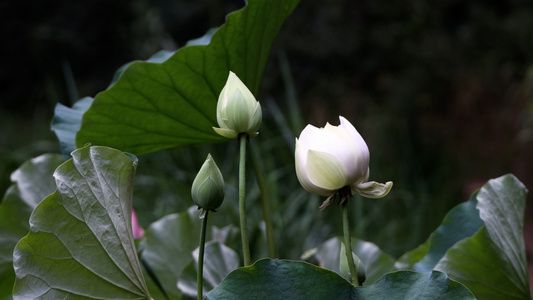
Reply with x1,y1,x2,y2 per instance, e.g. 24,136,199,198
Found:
249,142,277,258
342,201,360,286
239,134,251,266
197,210,209,300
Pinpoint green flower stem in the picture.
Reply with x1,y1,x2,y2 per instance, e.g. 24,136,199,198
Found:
239,134,251,266
342,201,360,286
197,210,209,300
249,143,277,258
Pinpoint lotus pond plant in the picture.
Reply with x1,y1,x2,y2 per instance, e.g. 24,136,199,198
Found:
295,116,393,285
211,70,263,267
191,154,225,300
1,0,531,299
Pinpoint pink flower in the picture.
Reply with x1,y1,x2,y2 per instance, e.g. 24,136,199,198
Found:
132,209,144,239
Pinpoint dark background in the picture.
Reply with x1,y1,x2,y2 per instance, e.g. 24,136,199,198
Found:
1,0,532,287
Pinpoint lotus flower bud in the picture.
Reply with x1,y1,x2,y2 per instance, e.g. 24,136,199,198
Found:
213,71,262,139
191,154,225,214
295,116,392,208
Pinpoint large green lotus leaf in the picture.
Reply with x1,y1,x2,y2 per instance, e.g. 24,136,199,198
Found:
178,241,239,298
76,0,300,155
411,191,484,272
304,237,395,285
51,50,176,156
140,207,203,299
206,259,353,300
12,146,151,299
51,97,94,156
394,188,484,272
206,259,474,300
435,174,531,300
108,50,176,88
352,269,475,299
393,241,430,271
0,154,65,300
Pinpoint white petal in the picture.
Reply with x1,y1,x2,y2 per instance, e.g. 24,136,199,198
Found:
213,127,238,139
226,71,240,93
297,124,321,150
362,167,370,182
295,140,335,196
306,125,351,160
216,85,229,128
228,72,256,106
296,124,320,164
328,125,362,169
352,181,393,199
339,116,369,164
246,101,262,133
306,149,348,191
225,89,250,132
314,122,366,185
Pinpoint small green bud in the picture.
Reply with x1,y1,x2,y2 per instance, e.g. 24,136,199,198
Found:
213,71,262,139
191,154,225,213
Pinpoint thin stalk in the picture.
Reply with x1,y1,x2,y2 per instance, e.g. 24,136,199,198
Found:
342,201,360,286
239,134,251,266
249,142,277,258
197,210,209,300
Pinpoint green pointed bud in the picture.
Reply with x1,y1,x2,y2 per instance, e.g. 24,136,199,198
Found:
213,71,262,139
191,154,225,212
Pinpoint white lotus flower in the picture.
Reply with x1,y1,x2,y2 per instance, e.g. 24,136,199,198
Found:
213,71,262,139
295,116,392,208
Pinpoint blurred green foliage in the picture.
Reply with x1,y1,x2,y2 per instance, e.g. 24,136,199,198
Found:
1,0,532,263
